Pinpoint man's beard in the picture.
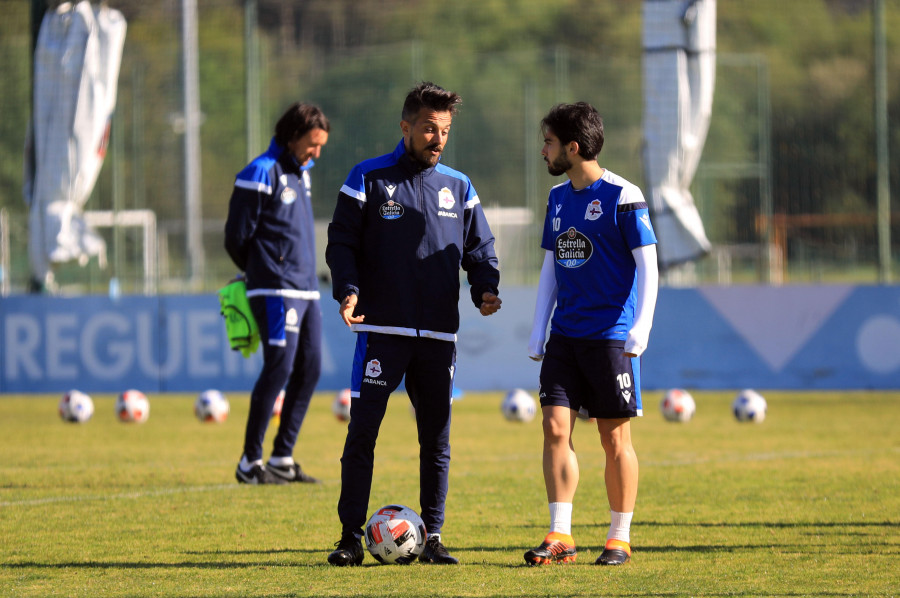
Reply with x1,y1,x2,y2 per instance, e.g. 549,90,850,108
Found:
546,153,571,176
409,141,442,169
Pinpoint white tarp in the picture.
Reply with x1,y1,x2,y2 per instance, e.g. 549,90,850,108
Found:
23,1,126,289
642,0,715,269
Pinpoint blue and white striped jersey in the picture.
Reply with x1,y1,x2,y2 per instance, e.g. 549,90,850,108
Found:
540,170,657,341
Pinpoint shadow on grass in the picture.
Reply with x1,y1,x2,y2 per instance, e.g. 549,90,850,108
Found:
634,520,900,529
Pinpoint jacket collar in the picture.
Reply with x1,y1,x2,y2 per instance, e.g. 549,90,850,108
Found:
270,137,315,172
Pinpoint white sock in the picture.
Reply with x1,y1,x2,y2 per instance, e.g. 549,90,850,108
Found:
267,455,294,467
239,455,262,472
548,502,573,536
607,510,633,543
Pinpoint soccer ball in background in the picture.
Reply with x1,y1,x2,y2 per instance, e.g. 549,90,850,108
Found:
194,389,230,423
332,388,352,422
59,390,94,423
116,389,150,423
732,389,767,423
364,504,427,565
271,389,285,420
272,388,284,419
501,389,537,422
660,388,696,422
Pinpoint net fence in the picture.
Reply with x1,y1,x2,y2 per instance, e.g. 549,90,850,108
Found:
0,0,897,296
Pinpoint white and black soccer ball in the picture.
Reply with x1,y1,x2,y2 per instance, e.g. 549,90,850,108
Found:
732,389,767,423
194,389,229,423
364,504,427,565
660,388,696,422
501,388,537,422
332,388,351,422
116,389,150,423
59,389,94,423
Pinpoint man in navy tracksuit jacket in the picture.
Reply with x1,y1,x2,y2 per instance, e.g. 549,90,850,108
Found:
325,82,502,566
225,103,329,486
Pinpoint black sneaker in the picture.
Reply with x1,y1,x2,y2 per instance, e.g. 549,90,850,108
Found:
267,461,321,484
524,532,577,566
595,539,631,566
419,535,459,565
328,533,364,566
235,464,288,485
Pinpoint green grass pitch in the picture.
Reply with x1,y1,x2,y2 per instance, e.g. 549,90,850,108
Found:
1,390,898,597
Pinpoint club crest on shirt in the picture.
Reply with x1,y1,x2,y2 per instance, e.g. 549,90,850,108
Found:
437,187,458,218
555,227,593,268
380,199,404,220
438,187,455,209
585,199,603,220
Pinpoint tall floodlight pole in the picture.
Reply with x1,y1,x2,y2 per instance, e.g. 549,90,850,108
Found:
874,0,892,283
182,0,205,287
244,0,261,161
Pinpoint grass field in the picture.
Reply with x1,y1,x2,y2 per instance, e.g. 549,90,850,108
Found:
1,389,899,597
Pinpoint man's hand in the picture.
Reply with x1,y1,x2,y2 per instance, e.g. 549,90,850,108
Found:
479,292,502,316
340,294,365,328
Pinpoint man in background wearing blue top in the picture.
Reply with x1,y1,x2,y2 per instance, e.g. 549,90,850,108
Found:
525,102,659,567
225,103,330,485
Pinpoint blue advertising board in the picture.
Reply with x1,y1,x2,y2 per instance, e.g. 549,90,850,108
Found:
2,286,900,393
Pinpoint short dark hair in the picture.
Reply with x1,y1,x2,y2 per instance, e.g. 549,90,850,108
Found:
274,102,330,146
540,102,604,160
401,81,462,123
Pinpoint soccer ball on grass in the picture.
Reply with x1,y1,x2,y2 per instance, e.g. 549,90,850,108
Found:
194,389,230,423
332,388,351,422
364,504,427,565
732,389,767,423
116,389,150,423
501,388,536,422
660,388,696,422
59,390,94,423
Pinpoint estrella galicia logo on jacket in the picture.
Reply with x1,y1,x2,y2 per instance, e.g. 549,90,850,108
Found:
285,307,299,334
437,187,458,218
379,199,404,220
364,359,387,386
585,199,602,220
555,227,593,268
280,187,297,204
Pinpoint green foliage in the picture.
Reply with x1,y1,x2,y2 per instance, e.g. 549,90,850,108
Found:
1,390,899,597
2,0,899,289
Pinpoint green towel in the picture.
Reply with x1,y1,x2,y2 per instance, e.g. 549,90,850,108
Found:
218,279,259,358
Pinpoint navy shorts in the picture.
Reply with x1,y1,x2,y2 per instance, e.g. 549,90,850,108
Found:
539,334,643,419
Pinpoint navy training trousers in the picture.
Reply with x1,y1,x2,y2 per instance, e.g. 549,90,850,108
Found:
337,332,455,538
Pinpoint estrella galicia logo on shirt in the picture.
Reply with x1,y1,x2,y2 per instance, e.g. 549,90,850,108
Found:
379,199,404,220
281,187,297,204
364,358,387,386
585,199,603,220
555,227,593,268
